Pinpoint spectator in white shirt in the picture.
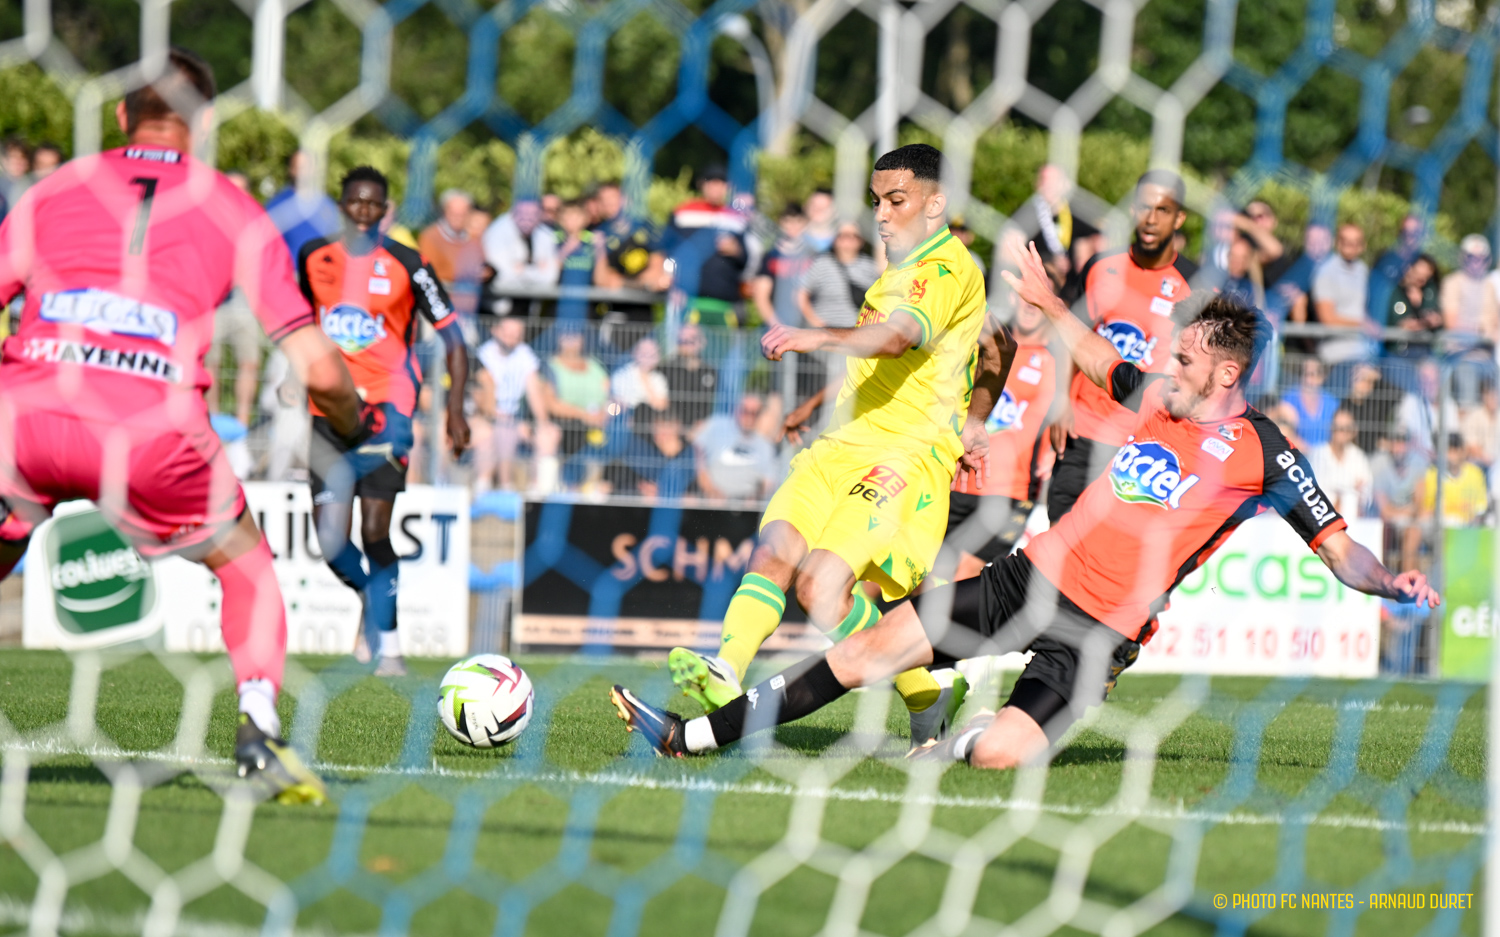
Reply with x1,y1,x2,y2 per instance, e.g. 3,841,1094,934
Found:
1310,408,1373,518
1397,358,1461,462
1442,234,1497,345
473,316,547,492
611,337,670,414
1313,223,1372,362
695,393,778,501
482,199,559,312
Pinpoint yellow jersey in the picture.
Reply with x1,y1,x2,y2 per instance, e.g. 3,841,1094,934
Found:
822,226,987,465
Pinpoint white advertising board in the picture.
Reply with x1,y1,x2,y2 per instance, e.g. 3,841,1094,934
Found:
24,483,470,658
1132,514,1382,678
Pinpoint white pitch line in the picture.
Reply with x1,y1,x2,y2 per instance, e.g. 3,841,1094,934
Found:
1,739,1485,836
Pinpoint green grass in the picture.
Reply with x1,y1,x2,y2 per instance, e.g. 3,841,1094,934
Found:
0,649,1486,936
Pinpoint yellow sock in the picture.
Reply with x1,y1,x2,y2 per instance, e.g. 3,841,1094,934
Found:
893,668,942,713
717,573,786,680
829,588,943,713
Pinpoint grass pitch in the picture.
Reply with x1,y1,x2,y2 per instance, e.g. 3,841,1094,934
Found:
0,649,1485,936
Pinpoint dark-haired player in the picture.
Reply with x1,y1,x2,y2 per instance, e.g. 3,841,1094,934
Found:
298,166,470,676
0,48,368,801
611,242,1440,766
1047,170,1197,524
658,143,1012,743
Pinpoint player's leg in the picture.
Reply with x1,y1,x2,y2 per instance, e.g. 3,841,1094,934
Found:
308,420,367,597
358,495,405,676
669,518,808,711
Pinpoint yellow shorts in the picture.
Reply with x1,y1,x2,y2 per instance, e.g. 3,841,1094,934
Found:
761,437,952,600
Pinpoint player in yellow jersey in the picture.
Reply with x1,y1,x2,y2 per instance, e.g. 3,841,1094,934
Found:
665,144,1015,747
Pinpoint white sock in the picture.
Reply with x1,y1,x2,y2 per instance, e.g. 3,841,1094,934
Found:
684,717,718,753
952,725,986,763
377,628,402,658
238,679,280,738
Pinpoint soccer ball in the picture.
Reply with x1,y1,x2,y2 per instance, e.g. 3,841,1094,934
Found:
438,654,534,748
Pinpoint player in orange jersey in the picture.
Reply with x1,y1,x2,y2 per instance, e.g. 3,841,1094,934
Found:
297,166,470,676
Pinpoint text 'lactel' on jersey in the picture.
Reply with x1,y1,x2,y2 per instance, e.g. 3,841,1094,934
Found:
1109,440,1200,509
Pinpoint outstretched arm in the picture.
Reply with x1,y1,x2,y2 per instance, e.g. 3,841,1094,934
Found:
438,321,471,457
955,313,1019,493
1000,241,1119,389
1316,529,1441,608
761,312,923,361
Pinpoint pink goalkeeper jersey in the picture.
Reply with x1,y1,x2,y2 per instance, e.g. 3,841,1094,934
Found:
0,145,314,421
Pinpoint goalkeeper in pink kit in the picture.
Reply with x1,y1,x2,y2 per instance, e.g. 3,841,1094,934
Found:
0,49,366,803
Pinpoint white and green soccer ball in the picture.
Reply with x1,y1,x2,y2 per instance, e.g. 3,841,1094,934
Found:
438,654,534,748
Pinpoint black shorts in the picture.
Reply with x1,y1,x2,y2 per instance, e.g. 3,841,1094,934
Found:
912,552,1139,742
1045,435,1118,523
309,405,412,503
945,492,1033,563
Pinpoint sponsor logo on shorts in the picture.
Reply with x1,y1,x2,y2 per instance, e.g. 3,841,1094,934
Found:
1275,450,1336,526
39,288,179,346
320,303,387,353
1109,440,1200,509
986,389,1029,432
1096,320,1157,366
849,465,907,508
21,337,184,383
45,510,156,634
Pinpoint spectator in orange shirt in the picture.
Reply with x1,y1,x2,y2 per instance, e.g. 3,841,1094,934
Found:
419,189,485,316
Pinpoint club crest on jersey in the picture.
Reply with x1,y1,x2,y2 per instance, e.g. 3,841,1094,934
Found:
320,303,387,354
1218,422,1243,441
1110,441,1201,509
1161,278,1177,298
907,278,928,303
986,389,1028,433
1097,320,1157,366
849,465,907,508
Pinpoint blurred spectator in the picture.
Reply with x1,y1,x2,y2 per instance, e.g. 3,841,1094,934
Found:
259,349,308,482
629,415,695,499
1246,200,1294,285
1269,401,1305,451
483,199,559,312
1310,407,1373,518
753,202,814,327
661,323,719,429
1441,234,1497,345
1372,427,1427,568
474,316,547,493
660,165,749,328
799,221,880,328
540,193,561,229
553,198,597,321
1273,223,1332,327
1461,379,1497,475
31,142,62,180
1418,433,1490,526
378,198,418,250
419,189,485,315
695,393,778,501
1220,236,1264,310
1385,253,1442,356
206,287,262,427
1204,207,1282,282
265,150,341,260
1368,214,1425,326
1313,223,1372,362
611,337,670,413
1342,362,1402,455
1025,164,1094,279
539,328,610,490
1,137,29,204
1397,358,1460,461
803,189,837,252
1281,357,1339,446
593,181,665,323
210,413,253,480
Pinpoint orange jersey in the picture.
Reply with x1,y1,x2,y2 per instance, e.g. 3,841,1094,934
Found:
1069,249,1194,446
1025,360,1347,637
984,340,1060,502
298,236,455,417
